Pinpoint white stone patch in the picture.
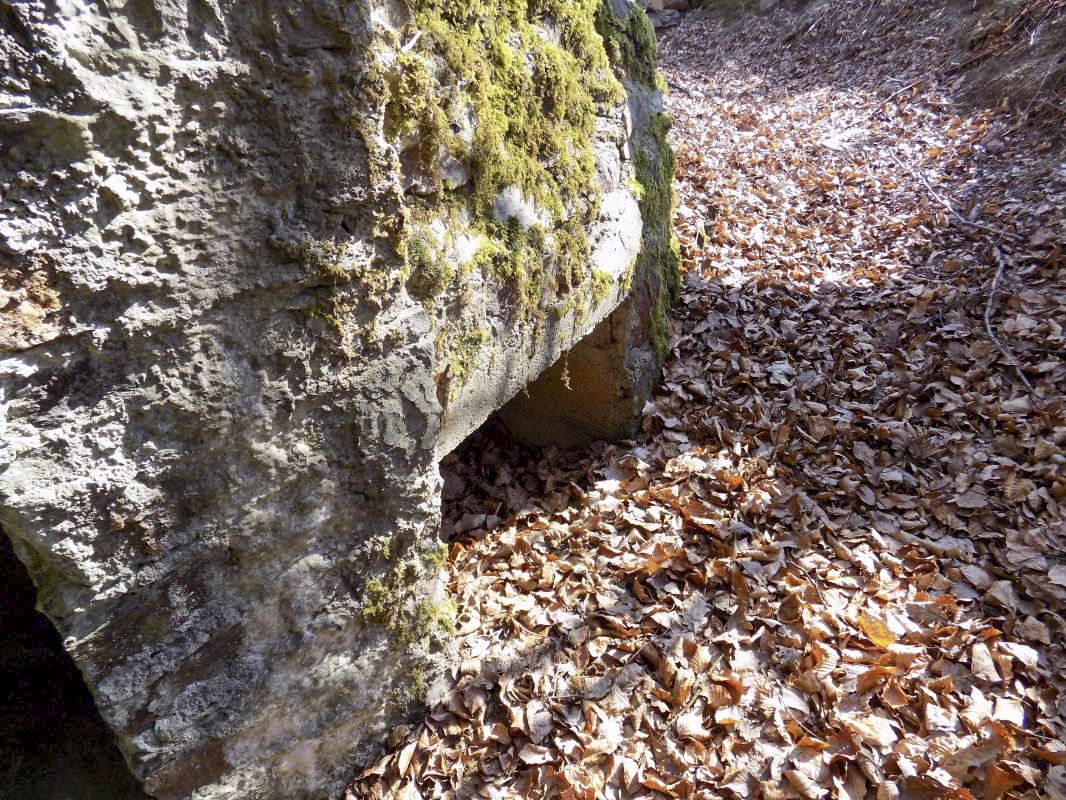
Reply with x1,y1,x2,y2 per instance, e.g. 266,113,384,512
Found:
427,215,481,268
0,212,47,253
427,217,449,244
493,185,545,230
441,154,471,189
453,231,481,265
590,188,643,280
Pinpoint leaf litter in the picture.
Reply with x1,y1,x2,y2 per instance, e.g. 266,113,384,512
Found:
349,1,1065,798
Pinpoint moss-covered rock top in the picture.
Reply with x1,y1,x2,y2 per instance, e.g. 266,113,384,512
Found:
379,0,676,403
391,0,623,216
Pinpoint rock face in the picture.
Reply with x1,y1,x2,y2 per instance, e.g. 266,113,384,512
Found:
0,0,677,798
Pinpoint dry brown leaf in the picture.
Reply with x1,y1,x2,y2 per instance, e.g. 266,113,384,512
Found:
519,744,553,765
857,666,898,693
785,768,827,799
842,712,898,747
676,709,712,741
984,764,1022,800
858,613,899,649
971,642,1001,683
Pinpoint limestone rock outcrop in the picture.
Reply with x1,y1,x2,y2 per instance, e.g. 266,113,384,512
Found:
0,0,677,797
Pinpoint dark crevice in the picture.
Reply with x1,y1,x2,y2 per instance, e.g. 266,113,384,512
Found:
0,532,148,800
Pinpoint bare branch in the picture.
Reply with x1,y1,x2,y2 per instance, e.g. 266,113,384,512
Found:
986,246,1035,393
889,152,1024,242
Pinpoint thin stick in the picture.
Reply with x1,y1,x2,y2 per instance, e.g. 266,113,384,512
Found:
665,78,690,95
666,79,692,96
986,247,1035,392
889,152,1023,242
839,78,925,133
1033,97,1066,115
789,557,827,606
666,79,711,100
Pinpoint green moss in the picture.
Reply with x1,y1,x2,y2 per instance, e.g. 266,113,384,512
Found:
526,222,545,252
378,2,678,378
408,598,458,645
478,215,549,321
594,4,679,356
405,232,457,300
386,50,452,193
385,51,432,138
385,1,639,333
360,561,417,627
271,231,402,302
402,1,622,217
450,329,488,385
360,558,456,653
633,113,681,360
589,268,616,307
409,664,428,700
594,2,659,88
649,272,672,357
422,543,449,571
368,534,395,564
368,592,453,704
436,322,489,398
361,578,393,623
270,235,346,282
635,114,675,221
552,219,588,297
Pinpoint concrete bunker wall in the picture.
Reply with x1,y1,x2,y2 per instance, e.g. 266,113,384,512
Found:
0,1,678,798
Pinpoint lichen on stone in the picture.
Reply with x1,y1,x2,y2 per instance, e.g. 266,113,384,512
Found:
632,110,682,359
404,230,457,301
435,321,490,400
421,543,449,572
360,557,456,654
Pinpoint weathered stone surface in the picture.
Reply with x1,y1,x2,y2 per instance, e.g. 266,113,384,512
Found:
0,0,677,798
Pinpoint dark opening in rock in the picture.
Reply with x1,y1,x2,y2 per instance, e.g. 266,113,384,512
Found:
0,532,148,800
496,302,655,450
439,414,547,544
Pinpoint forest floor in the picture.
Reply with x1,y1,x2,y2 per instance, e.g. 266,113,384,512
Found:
349,2,1066,798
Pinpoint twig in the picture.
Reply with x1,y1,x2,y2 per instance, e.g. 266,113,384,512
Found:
667,79,711,101
888,152,1023,242
986,246,1035,393
666,78,692,96
946,48,992,74
839,79,924,133
1033,96,1066,115
891,151,1034,392
789,557,827,606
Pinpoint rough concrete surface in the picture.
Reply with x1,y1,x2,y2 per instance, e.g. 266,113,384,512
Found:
0,0,677,797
